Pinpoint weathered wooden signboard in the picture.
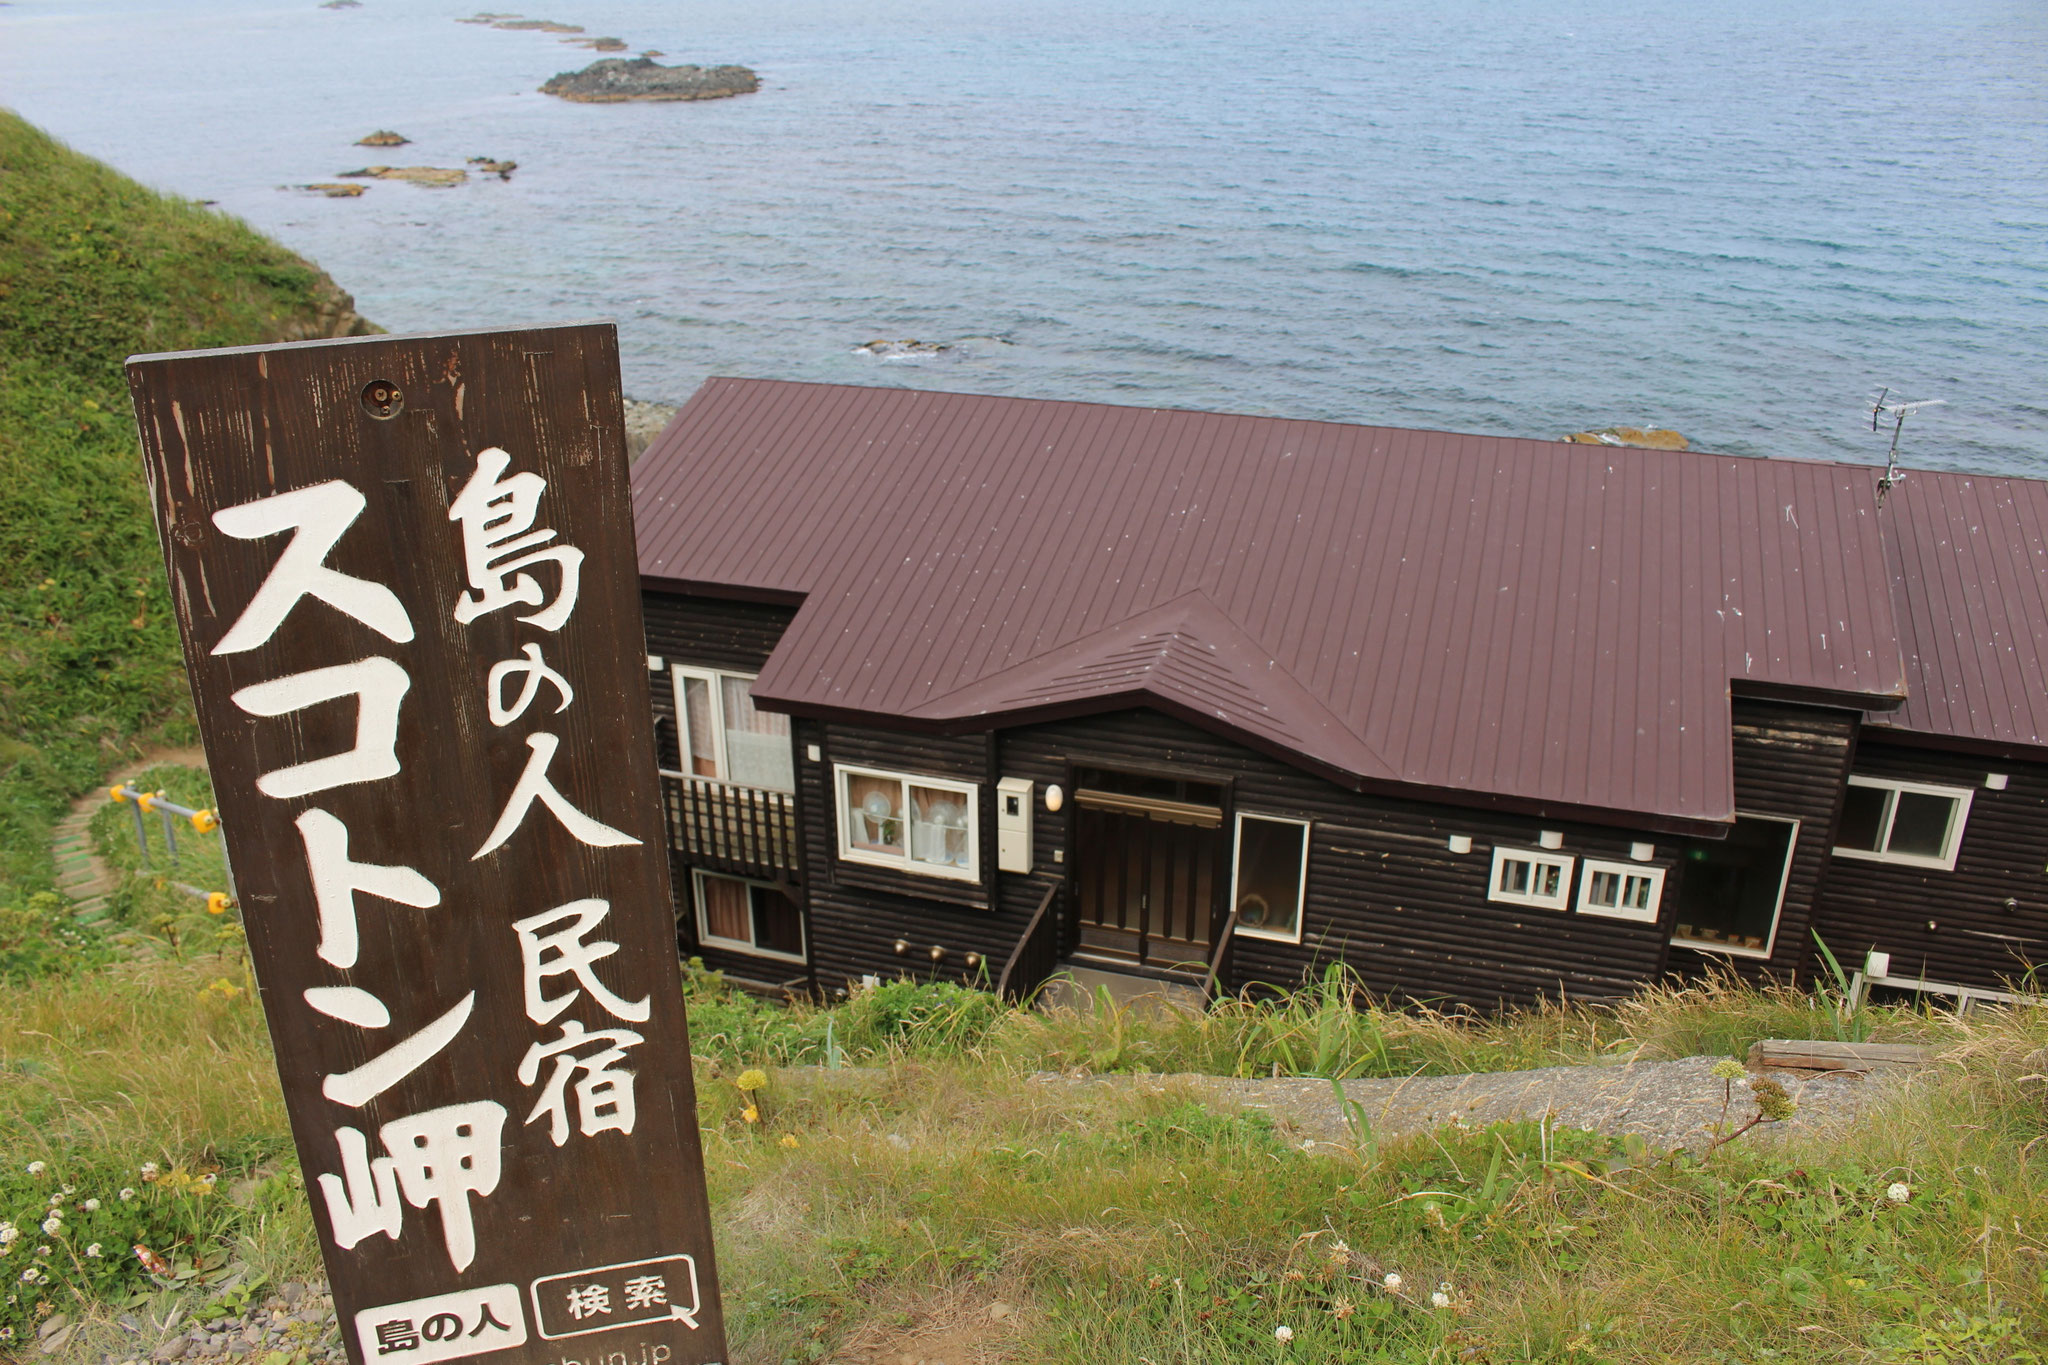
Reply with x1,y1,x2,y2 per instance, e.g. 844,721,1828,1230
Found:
126,323,727,1365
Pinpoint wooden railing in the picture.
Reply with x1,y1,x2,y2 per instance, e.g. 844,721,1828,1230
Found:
1201,907,1240,998
997,876,1065,1001
659,772,800,881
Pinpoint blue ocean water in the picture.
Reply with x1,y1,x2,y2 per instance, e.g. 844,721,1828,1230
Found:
3,0,2044,473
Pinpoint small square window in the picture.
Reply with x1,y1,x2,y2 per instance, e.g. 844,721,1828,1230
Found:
1488,846,1574,911
694,870,805,963
1832,776,1972,871
1232,814,1310,943
835,764,980,881
1577,859,1665,923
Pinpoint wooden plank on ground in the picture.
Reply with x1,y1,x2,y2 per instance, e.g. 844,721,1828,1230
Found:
1748,1039,1934,1070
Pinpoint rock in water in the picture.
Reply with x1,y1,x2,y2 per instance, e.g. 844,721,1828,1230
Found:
356,129,410,146
337,165,469,186
540,57,759,103
1564,425,1690,450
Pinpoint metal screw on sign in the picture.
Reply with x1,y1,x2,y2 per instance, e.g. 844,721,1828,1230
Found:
360,379,404,420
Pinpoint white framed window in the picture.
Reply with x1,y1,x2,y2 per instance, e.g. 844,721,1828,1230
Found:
1231,813,1310,944
1832,776,1973,871
1671,814,1799,958
671,665,794,791
835,764,979,882
1576,859,1665,923
693,870,806,963
1488,846,1574,911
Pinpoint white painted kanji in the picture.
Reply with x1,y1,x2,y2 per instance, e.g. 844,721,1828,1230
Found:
485,643,574,727
516,1019,643,1146
472,733,638,859
511,900,652,1025
447,447,584,632
231,657,410,799
322,992,477,1108
295,808,441,969
316,1125,403,1249
381,1101,507,1273
211,481,414,653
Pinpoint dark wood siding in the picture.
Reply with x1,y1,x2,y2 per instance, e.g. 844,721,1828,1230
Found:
798,719,1024,989
642,590,807,978
641,592,797,771
1810,741,2048,992
997,710,1674,1008
1663,701,1859,984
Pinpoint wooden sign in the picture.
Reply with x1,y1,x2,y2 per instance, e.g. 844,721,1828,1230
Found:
126,323,728,1365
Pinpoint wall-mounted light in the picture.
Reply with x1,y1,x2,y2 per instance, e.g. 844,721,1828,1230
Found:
1446,834,1472,855
893,939,910,956
1045,784,1064,812
964,951,983,970
1986,773,2009,790
928,944,945,962
1631,842,1655,862
1539,830,1564,851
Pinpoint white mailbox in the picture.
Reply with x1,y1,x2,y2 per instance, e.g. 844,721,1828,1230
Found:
996,777,1034,873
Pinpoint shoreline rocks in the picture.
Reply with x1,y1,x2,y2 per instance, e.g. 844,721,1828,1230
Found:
354,129,409,147
1564,425,1690,450
459,13,583,33
540,57,758,103
337,164,468,187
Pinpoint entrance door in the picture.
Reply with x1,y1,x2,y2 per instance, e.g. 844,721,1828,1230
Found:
1071,781,1226,973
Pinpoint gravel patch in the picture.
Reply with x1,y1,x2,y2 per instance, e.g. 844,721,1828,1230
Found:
49,1281,342,1365
1037,1052,1930,1153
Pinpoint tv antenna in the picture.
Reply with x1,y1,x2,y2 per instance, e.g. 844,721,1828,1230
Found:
1869,387,1944,507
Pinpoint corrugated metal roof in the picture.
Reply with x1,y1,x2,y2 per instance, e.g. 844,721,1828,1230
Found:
634,379,1910,829
1873,470,2048,751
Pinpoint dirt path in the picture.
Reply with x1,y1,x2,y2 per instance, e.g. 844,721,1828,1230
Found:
48,748,207,921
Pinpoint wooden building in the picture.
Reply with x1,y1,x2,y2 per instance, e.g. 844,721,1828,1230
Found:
631,380,2047,1009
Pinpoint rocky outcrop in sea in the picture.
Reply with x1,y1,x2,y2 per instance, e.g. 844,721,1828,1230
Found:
540,57,758,102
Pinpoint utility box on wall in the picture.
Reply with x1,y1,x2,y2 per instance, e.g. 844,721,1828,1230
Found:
996,777,1033,873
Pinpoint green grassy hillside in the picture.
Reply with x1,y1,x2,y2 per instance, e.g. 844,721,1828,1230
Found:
0,110,375,899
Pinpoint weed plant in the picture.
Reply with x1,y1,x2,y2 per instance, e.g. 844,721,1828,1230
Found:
0,112,360,905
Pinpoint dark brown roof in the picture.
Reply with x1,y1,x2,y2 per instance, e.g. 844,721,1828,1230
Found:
1874,469,2048,752
634,379,1911,831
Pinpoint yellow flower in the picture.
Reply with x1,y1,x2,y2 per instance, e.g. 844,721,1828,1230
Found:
742,1104,759,1124
778,1134,799,1149
735,1069,768,1092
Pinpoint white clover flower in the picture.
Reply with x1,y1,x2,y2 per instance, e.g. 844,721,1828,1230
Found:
35,1245,51,1256
40,1217,61,1237
139,1162,159,1181
60,1185,75,1196
19,1268,35,1283
1886,1182,1912,1203
85,1244,102,1259
0,1225,15,1245
1382,1272,1403,1291
1430,1291,1451,1309
82,1198,100,1212
119,1188,136,1201
48,1193,63,1207
25,1162,44,1175
1274,1325,1294,1343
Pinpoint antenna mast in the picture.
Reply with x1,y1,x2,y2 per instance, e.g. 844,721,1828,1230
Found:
1868,387,1945,507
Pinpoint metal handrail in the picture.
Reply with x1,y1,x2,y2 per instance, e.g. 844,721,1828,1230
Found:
1201,907,1240,998
996,875,1065,999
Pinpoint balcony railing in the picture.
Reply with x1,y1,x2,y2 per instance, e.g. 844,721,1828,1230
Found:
659,772,801,881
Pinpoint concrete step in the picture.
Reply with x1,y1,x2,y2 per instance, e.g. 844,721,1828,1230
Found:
1038,962,1207,1017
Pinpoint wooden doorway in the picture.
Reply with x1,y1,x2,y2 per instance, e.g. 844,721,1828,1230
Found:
1070,773,1226,973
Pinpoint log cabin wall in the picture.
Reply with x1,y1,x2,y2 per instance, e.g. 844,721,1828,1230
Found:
994,709,1676,1008
642,592,803,983
1809,741,2048,993
1661,700,1860,985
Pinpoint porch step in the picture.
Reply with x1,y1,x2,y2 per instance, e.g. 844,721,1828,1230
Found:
1038,961,1206,1016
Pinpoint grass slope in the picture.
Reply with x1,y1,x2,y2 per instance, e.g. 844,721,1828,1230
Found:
0,109,372,901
